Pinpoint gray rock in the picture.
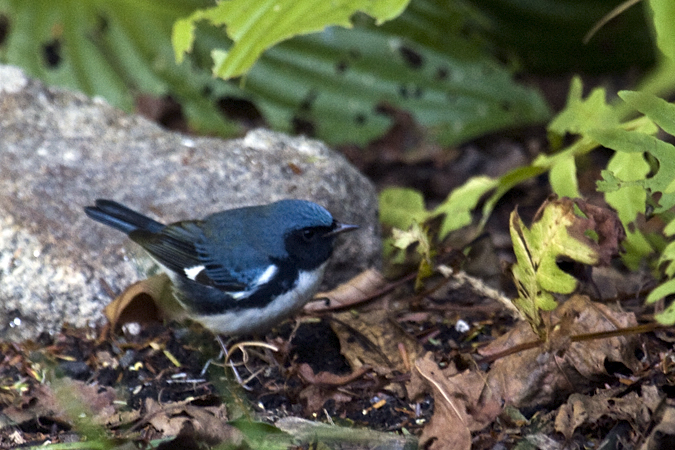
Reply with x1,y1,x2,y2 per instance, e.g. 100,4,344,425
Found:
0,65,380,342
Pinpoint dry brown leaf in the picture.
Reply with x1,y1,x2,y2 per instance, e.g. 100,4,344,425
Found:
298,363,372,387
296,365,362,413
412,353,501,450
330,308,422,376
306,268,387,312
591,265,647,301
555,385,662,439
104,273,187,331
569,198,626,265
480,295,641,409
297,384,354,413
0,384,63,426
0,380,119,428
144,398,240,443
640,406,675,450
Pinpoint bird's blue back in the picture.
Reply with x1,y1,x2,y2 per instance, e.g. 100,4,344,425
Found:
196,200,334,285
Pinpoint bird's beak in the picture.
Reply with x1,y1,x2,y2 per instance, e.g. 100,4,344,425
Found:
324,222,359,237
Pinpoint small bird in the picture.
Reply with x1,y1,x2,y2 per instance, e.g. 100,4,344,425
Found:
84,199,358,335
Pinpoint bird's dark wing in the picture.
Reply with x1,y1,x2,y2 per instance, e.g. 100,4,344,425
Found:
130,221,250,292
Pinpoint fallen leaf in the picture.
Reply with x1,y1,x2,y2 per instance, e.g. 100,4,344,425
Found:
640,406,675,450
0,380,119,428
412,353,501,450
104,274,187,331
567,198,626,265
296,358,373,413
555,385,662,439
330,308,422,377
306,268,388,311
297,363,372,387
297,384,354,414
480,295,641,409
144,398,240,444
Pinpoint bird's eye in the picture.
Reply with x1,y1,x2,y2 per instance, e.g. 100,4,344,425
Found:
301,229,317,242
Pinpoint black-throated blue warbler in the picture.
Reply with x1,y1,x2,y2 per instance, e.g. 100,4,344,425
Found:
84,199,357,335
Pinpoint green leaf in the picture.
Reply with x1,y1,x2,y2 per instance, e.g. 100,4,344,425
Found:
655,301,675,326
646,277,675,325
172,0,411,79
178,0,551,146
659,241,675,278
379,187,430,230
0,0,239,137
509,210,557,331
392,222,434,290
594,91,675,269
619,90,675,136
480,165,548,228
648,0,675,63
548,154,579,198
548,76,619,136
1,0,551,148
508,197,624,333
172,17,197,62
253,26,550,146
228,418,292,450
432,176,498,239
589,127,675,213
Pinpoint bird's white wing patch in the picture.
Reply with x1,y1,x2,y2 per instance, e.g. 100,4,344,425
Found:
229,264,278,300
184,265,205,280
254,264,278,287
230,290,250,300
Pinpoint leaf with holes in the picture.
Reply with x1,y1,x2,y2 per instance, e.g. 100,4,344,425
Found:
509,197,624,332
0,0,238,136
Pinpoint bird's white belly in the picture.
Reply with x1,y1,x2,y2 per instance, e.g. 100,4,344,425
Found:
194,263,327,335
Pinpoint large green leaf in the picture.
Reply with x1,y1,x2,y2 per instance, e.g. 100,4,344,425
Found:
240,25,550,146
173,0,410,78
648,0,675,62
0,0,550,147
179,0,551,146
0,0,239,136
379,187,430,230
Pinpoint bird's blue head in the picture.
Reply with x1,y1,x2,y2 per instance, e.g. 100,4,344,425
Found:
265,199,334,229
260,200,357,270
201,199,357,272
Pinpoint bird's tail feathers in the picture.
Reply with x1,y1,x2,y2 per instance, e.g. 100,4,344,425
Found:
84,199,165,235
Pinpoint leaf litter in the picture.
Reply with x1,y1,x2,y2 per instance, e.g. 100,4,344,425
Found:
1,196,673,448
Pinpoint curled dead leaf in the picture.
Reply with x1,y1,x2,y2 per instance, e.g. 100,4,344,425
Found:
641,406,675,450
330,307,422,378
306,268,387,312
104,274,187,331
144,398,240,444
479,295,641,409
563,197,626,265
412,353,500,450
555,385,662,439
297,363,372,387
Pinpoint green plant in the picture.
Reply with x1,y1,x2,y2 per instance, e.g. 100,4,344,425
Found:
509,197,624,334
0,0,551,146
378,0,675,325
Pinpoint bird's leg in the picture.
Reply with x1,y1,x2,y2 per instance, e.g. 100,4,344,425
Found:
211,335,279,390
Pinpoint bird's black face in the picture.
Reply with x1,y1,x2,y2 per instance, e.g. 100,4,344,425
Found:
284,224,337,270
